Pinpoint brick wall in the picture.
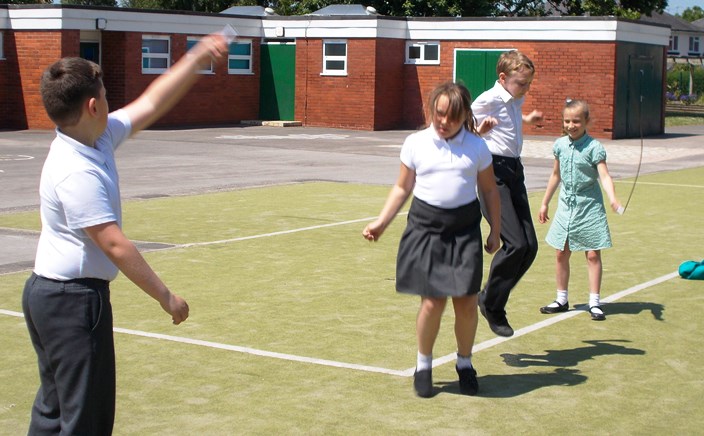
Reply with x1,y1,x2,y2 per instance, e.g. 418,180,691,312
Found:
7,31,74,130
373,38,406,130
0,31,25,129
103,32,259,128
3,30,260,131
401,40,617,138
295,39,378,130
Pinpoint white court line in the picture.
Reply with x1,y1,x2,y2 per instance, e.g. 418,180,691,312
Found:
425,271,680,375
613,180,704,189
174,214,406,249
0,271,678,378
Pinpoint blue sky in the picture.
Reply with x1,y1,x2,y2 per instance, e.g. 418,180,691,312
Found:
665,0,701,15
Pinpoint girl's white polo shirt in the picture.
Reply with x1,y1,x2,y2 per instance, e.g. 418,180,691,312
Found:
401,126,492,209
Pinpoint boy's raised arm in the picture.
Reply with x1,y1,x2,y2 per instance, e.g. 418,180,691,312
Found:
123,33,229,135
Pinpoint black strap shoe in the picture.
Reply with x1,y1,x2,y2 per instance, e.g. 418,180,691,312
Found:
540,300,569,314
589,306,606,321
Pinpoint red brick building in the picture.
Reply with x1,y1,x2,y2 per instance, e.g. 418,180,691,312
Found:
0,4,670,139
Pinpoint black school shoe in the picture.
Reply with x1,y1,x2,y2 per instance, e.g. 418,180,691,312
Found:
589,306,606,321
540,300,569,314
456,366,479,396
479,299,514,337
413,369,433,398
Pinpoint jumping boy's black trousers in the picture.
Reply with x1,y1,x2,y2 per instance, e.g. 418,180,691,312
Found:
22,273,116,436
481,155,539,318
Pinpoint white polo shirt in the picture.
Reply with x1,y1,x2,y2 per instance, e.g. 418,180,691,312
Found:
34,110,132,281
471,80,525,158
401,126,492,209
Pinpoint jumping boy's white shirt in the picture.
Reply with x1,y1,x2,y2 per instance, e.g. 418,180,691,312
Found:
34,110,132,281
471,80,525,158
401,126,492,209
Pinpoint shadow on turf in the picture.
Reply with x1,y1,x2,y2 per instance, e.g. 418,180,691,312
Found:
500,339,645,368
579,302,665,320
435,368,587,398
434,339,646,398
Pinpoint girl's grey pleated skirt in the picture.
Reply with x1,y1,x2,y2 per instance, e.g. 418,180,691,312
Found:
396,197,483,298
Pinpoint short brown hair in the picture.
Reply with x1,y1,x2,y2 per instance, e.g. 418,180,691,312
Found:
427,81,477,134
40,57,103,127
496,50,535,77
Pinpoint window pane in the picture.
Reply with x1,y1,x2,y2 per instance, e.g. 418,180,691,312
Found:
187,40,197,50
424,44,439,61
149,58,168,69
230,43,251,56
143,39,168,54
325,43,346,56
325,60,345,70
229,59,250,70
408,46,421,59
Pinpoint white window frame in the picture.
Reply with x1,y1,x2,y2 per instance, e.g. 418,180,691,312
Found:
228,39,253,75
0,32,4,60
142,35,170,74
322,39,347,76
406,41,440,65
689,36,700,55
668,35,678,53
187,36,214,74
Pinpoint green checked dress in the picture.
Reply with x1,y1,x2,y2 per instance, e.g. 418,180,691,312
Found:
545,133,612,252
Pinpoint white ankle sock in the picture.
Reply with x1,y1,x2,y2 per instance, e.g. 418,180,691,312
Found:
548,290,568,307
456,353,473,370
417,352,432,371
589,293,601,308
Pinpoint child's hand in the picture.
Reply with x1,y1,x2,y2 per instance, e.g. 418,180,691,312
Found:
538,204,550,224
484,230,500,254
362,220,384,242
477,117,498,135
161,292,190,325
189,33,229,65
525,110,544,126
611,200,623,214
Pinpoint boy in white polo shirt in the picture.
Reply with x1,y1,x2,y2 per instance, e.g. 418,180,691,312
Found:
22,33,228,435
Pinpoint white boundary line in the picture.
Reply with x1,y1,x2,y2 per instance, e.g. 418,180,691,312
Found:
174,215,403,249
613,180,704,189
1,271,678,378
426,271,680,373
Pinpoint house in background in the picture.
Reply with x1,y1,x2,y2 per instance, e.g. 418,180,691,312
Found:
641,11,704,96
1,4,670,139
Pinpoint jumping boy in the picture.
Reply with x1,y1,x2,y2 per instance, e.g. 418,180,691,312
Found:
22,33,228,434
472,50,543,337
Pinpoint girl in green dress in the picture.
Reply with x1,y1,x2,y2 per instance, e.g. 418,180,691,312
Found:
537,100,621,321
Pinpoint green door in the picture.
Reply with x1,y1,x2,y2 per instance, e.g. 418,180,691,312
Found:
454,50,504,101
259,42,296,121
627,55,660,137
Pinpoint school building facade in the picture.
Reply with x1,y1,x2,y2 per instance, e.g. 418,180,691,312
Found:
0,4,670,139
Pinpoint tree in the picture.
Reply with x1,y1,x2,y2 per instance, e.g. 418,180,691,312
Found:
4,0,52,4
680,6,704,22
62,0,117,6
118,0,668,17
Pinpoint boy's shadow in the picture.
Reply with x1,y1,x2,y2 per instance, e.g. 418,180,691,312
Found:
435,339,645,398
573,302,664,320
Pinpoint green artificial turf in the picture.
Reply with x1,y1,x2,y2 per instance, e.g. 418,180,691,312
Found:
1,170,703,434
